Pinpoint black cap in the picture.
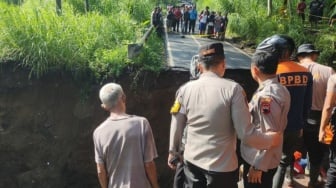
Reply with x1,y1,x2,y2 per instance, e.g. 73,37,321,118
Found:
198,42,225,60
256,35,295,57
297,43,320,55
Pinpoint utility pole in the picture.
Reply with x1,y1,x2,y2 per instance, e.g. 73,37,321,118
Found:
85,0,89,13
268,0,272,17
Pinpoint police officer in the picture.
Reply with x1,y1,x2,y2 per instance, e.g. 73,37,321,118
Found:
241,51,290,188
256,35,313,188
297,43,334,188
168,42,283,188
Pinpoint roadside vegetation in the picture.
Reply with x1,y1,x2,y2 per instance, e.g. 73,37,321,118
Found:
0,0,335,82
196,0,336,67
0,0,163,81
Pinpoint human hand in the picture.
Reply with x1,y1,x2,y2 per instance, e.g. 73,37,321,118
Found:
168,153,179,170
247,166,262,184
319,129,326,143
320,125,334,144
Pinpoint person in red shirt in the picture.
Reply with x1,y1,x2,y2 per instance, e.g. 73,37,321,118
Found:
297,0,307,23
173,6,182,32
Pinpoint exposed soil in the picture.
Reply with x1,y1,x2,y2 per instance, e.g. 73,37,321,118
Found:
225,37,256,56
0,60,257,187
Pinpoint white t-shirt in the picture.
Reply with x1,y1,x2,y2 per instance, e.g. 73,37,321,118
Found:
200,14,208,23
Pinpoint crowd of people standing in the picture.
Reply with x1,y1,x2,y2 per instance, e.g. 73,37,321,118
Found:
165,5,228,40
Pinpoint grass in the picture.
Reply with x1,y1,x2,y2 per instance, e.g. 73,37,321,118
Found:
0,0,163,82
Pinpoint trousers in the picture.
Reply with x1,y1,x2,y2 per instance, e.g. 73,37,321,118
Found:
184,160,238,188
243,160,277,188
272,130,302,188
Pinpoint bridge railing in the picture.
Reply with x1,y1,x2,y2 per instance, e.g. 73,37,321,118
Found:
127,25,155,59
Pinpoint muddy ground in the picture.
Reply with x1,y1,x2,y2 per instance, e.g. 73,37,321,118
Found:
0,62,257,188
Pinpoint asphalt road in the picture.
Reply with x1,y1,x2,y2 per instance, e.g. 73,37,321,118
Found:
166,31,252,71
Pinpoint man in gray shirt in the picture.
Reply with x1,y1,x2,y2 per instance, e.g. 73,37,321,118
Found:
298,43,334,187
168,42,282,188
93,83,159,188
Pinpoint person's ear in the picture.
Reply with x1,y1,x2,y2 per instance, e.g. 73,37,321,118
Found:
101,104,109,111
283,50,292,60
253,65,260,75
197,63,204,73
250,64,259,76
122,94,126,103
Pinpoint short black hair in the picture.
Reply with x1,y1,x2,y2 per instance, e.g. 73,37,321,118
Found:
200,56,225,69
198,42,225,69
297,52,317,58
252,51,279,75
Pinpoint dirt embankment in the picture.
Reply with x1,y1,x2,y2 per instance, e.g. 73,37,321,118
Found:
0,63,257,188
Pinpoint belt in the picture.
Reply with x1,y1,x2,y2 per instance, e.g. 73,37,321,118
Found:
307,110,322,125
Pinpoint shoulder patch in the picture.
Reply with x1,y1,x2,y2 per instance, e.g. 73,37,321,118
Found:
260,97,272,114
170,100,181,114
